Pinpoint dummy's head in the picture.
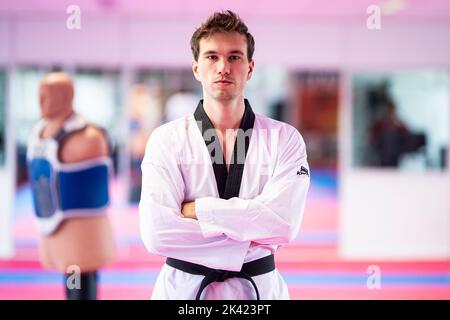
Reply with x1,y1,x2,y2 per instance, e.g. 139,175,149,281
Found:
190,10,255,62
39,72,74,119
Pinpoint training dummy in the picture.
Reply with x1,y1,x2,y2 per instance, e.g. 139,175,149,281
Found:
27,72,115,300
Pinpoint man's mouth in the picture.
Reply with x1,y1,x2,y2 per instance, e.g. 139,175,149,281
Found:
214,80,233,84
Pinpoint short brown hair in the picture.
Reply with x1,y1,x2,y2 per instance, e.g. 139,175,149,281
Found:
190,10,255,62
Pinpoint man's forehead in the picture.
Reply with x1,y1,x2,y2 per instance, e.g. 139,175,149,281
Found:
199,32,247,53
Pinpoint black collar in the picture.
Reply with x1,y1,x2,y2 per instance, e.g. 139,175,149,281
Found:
194,99,255,199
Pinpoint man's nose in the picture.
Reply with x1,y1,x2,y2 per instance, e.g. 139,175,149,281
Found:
217,58,230,75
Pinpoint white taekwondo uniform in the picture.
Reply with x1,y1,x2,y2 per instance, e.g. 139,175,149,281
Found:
139,99,310,300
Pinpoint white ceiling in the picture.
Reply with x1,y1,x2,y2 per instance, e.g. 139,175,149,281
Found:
0,0,449,20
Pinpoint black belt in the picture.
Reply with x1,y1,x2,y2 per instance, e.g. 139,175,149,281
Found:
166,254,275,300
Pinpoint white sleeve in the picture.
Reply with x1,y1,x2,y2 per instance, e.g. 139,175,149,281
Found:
195,128,310,245
139,127,249,268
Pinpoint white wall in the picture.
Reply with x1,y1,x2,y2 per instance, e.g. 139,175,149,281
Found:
0,19,10,64
341,22,450,68
0,17,448,68
340,171,450,260
14,18,123,66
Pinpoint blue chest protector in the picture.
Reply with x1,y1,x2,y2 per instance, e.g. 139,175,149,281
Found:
27,114,111,235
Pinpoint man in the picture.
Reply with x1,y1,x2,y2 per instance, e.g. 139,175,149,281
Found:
27,72,115,299
139,10,310,300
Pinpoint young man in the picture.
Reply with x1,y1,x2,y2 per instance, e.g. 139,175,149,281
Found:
139,10,310,300
27,72,115,299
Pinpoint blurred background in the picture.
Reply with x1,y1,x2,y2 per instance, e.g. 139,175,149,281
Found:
0,0,449,299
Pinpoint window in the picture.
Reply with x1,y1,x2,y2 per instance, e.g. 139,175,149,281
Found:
352,70,449,170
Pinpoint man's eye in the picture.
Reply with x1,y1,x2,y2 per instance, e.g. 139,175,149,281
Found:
207,55,218,60
229,56,241,61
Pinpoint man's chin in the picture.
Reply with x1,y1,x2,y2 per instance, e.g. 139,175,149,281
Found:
212,91,236,102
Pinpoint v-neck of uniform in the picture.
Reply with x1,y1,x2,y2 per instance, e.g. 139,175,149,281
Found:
194,99,255,200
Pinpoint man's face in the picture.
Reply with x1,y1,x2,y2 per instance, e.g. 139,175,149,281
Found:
192,32,254,102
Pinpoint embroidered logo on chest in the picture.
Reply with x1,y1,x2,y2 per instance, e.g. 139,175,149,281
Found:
297,166,309,177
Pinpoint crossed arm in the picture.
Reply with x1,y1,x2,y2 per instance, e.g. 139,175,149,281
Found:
180,128,309,245
140,125,310,260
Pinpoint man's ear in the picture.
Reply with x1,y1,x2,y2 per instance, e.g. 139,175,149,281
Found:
192,60,201,81
247,59,255,81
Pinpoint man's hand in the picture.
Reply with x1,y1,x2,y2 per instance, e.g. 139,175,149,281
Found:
181,201,197,220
